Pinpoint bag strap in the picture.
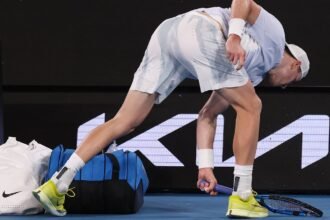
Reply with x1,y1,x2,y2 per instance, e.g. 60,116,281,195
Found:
105,153,120,180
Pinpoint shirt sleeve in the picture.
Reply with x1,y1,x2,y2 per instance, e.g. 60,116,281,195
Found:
246,7,286,72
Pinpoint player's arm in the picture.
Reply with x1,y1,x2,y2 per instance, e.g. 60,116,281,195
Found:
226,0,261,69
230,0,261,25
196,92,229,196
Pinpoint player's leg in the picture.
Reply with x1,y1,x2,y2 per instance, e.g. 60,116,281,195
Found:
217,81,267,218
76,91,156,162
175,11,266,217
33,91,156,216
196,91,229,195
219,82,261,166
32,12,188,216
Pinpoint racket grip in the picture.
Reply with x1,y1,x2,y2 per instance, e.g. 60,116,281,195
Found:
214,184,233,195
200,180,233,195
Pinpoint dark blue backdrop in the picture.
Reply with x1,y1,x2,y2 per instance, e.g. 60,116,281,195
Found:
0,0,329,87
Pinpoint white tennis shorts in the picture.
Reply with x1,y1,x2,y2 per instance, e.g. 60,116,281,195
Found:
130,11,249,104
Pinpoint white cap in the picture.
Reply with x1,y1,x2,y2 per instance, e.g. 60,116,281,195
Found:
286,43,310,79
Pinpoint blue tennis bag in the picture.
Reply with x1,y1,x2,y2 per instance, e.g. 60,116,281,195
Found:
45,145,149,214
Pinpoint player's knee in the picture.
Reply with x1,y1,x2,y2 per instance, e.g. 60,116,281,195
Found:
233,95,262,115
123,120,140,133
112,114,139,133
249,96,262,114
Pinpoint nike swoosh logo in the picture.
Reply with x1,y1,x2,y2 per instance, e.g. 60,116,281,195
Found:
2,191,21,198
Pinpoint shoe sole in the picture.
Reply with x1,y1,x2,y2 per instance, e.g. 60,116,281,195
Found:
227,208,268,218
32,190,66,216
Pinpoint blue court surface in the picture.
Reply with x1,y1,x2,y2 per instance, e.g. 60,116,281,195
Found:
0,194,328,220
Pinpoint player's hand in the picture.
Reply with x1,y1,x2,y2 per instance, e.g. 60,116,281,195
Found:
226,34,246,70
197,168,218,196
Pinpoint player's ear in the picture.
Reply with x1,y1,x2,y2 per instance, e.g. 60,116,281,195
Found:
291,59,301,71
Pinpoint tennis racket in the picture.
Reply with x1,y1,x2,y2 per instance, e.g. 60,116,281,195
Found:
202,181,323,217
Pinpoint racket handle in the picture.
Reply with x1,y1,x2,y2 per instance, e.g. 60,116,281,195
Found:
200,180,233,195
214,184,233,195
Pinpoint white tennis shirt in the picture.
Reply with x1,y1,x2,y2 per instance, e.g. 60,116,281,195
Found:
196,7,286,86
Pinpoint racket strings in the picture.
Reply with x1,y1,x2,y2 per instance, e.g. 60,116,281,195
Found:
262,198,304,211
260,195,322,217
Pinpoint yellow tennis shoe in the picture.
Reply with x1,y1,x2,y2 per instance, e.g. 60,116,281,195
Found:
32,180,67,216
226,194,269,218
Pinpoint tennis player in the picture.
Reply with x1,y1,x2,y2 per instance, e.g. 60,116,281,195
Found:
33,0,309,218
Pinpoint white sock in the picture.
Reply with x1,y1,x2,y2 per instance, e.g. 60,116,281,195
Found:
51,152,85,194
232,164,253,200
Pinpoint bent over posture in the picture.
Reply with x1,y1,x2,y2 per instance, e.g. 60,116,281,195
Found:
33,0,309,218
